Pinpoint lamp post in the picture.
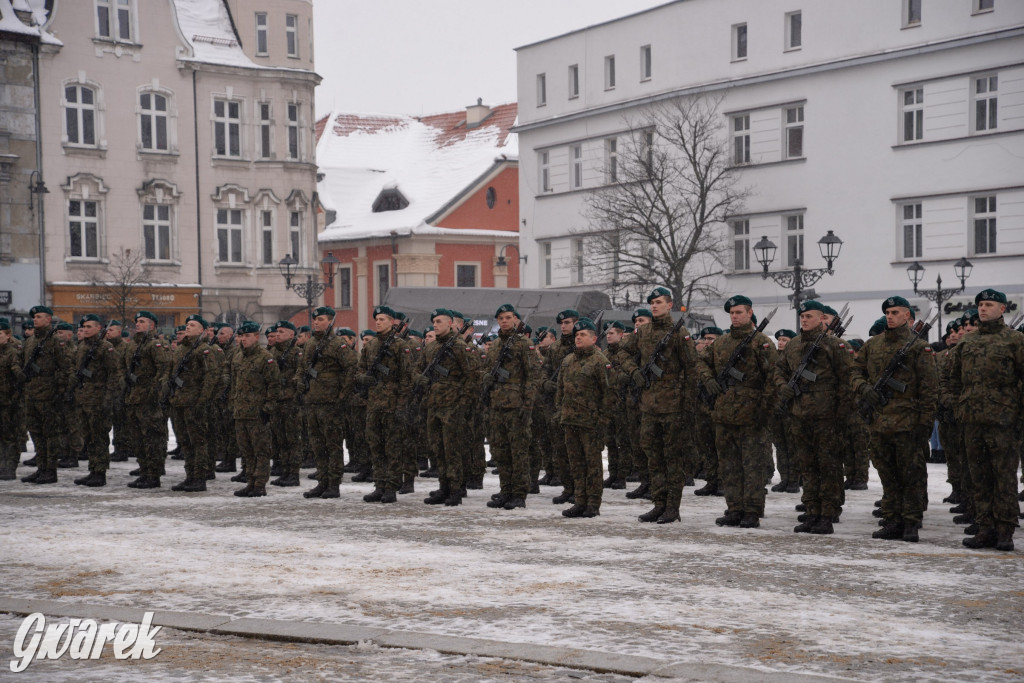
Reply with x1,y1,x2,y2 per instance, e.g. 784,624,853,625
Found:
905,257,972,336
28,170,49,304
495,242,527,267
753,229,843,327
279,251,340,325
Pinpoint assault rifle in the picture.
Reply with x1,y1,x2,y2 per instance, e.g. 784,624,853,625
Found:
1008,311,1024,329
481,321,526,407
413,320,472,400
775,304,850,416
356,319,408,398
123,330,148,402
69,320,115,401
166,333,203,403
857,313,937,425
634,315,688,393
699,307,778,407
297,311,338,403
17,323,58,398
276,337,298,387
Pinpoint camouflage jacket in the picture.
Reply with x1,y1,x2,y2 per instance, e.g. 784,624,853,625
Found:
851,323,938,432
936,345,958,419
481,327,538,410
541,335,575,398
21,324,73,402
298,331,355,405
699,322,776,426
555,345,610,428
106,334,127,388
617,313,698,415
949,318,1024,426
167,335,220,406
71,336,119,406
358,328,409,411
123,331,170,407
419,329,475,410
229,343,281,420
773,326,853,421
0,338,25,406
271,338,304,401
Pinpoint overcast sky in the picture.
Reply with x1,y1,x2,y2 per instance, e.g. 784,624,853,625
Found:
312,0,668,117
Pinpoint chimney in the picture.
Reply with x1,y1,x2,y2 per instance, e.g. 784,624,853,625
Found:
465,98,491,128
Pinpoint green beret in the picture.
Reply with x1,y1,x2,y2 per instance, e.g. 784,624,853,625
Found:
0,318,10,331
822,306,838,318
963,308,979,324
360,329,376,338
556,309,580,323
29,305,53,316
276,320,297,332
108,320,122,327
647,286,672,303
882,296,911,312
573,318,597,334
724,295,752,312
774,329,797,339
298,325,311,334
522,324,533,335
395,311,407,322
23,321,34,330
495,303,517,317
135,310,158,324
798,301,823,315
536,325,549,335
946,320,961,333
174,325,186,333
430,308,452,321
751,313,758,326
869,317,887,336
266,325,278,335
449,310,466,321
607,320,626,332
701,326,724,338
848,338,864,351
121,330,130,337
372,305,396,319
237,321,260,335
632,308,653,321
56,322,74,331
80,313,101,324
625,325,636,334
407,329,423,339
313,306,335,319
975,288,1007,305
185,313,208,329
336,327,355,337
485,333,498,343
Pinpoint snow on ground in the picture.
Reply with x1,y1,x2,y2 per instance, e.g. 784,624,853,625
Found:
1,439,1022,681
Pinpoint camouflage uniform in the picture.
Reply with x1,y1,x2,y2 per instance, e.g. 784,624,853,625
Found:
358,330,411,497
0,336,25,479
70,333,118,478
693,345,720,492
230,342,281,491
106,334,130,460
298,329,356,495
213,339,238,474
555,344,610,512
61,338,83,465
936,344,966,504
123,330,171,484
604,339,633,486
21,324,73,480
270,338,303,484
167,335,221,488
541,335,575,493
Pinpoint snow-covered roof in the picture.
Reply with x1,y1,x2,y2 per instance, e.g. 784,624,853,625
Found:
0,0,62,45
316,103,519,243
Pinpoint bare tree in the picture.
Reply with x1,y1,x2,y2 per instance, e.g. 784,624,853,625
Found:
580,95,747,311
89,247,153,323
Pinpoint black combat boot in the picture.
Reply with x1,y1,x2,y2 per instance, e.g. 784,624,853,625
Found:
85,472,106,487
548,477,562,488
656,509,680,524
872,508,884,518
486,493,508,508
795,503,806,512
609,478,626,490
304,481,327,499
307,472,319,480
784,482,801,494
872,522,903,540
625,470,641,483
963,523,980,536
581,506,600,517
57,456,78,468
277,473,300,486
953,513,974,525
171,479,192,491
738,512,760,528
770,481,787,493
74,472,95,485
538,472,552,486
168,445,181,456
183,479,206,492
902,525,919,543
230,472,247,483
625,482,649,499
20,469,41,483
421,467,439,479
962,528,997,549
1019,490,1024,502
380,490,397,503
793,515,819,533
109,451,128,462
466,476,484,490
529,480,540,494
424,488,448,505
603,475,615,489
234,483,254,497
942,490,960,504
129,467,141,476
715,511,742,527
443,490,463,506
638,506,665,523
270,462,282,477
23,456,37,467
343,462,358,473
995,525,1014,552
351,470,373,483
398,479,415,495
215,460,237,473
874,499,883,508
562,504,586,518
848,481,868,491
503,497,525,509
205,470,215,481
320,481,341,498
247,486,267,498
810,517,834,534
949,502,967,514
363,487,384,502
33,470,57,484
134,477,160,489
694,481,719,496
552,490,573,505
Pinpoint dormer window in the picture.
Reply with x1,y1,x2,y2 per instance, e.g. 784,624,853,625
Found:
373,188,409,212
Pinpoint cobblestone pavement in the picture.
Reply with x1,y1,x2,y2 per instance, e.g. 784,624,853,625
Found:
1,449,1022,681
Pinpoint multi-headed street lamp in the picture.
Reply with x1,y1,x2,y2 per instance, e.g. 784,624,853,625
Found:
905,257,972,336
279,251,340,325
753,230,843,327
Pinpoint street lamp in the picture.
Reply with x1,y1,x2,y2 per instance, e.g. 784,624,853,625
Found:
495,243,527,267
905,257,972,335
754,230,843,326
28,171,49,304
279,251,340,325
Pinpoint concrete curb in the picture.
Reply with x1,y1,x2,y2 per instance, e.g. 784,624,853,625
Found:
0,597,849,681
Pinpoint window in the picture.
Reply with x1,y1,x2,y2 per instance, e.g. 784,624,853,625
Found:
606,138,618,183
901,204,922,259
286,14,299,58
456,264,478,288
289,211,301,260
732,114,750,164
69,200,99,258
974,0,994,13
604,55,616,90
571,144,583,189
139,92,168,152
338,266,352,309
973,196,996,255
902,88,924,142
536,73,546,106
568,64,579,99
216,208,243,263
903,0,921,27
786,11,802,50
486,186,496,209
732,220,750,271
786,214,804,266
543,242,552,286
640,45,652,80
213,99,241,157
64,85,97,147
784,106,804,159
539,151,550,192
732,23,747,60
287,103,300,160
143,204,171,261
376,263,390,303
574,238,585,284
372,189,408,212
259,102,272,159
255,12,268,55
97,0,131,41
974,75,998,132
261,210,273,265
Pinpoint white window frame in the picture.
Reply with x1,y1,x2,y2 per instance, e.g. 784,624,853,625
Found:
785,214,805,266
286,14,299,58
732,23,747,61
216,208,245,264
901,87,924,142
902,0,921,28
143,204,173,262
337,265,352,309
973,0,994,14
785,11,802,51
63,82,101,149
784,106,804,159
900,203,922,259
287,102,300,160
138,179,180,265
455,262,480,288
573,238,585,284
732,220,750,272
62,174,108,262
260,209,274,265
255,12,269,56
973,74,998,133
258,102,273,159
69,199,101,260
536,73,546,107
543,242,552,286
289,210,301,262
640,44,652,81
606,138,618,183
604,55,616,90
96,0,134,42
374,261,390,305
570,144,583,189
539,151,551,192
732,114,750,165
138,90,170,153
971,195,997,255
213,97,242,158
568,64,579,99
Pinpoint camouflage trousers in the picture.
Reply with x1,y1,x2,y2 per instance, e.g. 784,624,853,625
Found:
939,420,964,495
171,405,210,482
77,403,112,473
270,402,302,477
715,423,768,516
25,398,65,472
124,403,167,479
564,424,604,509
870,428,929,526
770,414,794,485
695,411,718,483
427,402,466,493
236,418,273,488
366,407,403,493
606,406,632,481
789,418,844,518
489,407,531,499
0,402,23,477
626,402,645,481
306,402,345,486
399,404,424,484
111,401,130,457
530,403,549,483
548,418,572,492
346,404,370,474
963,423,1021,531
639,412,689,512
215,401,238,468
467,408,486,481
844,418,871,485
65,402,84,454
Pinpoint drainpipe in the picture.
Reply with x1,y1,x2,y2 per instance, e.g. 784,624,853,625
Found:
32,43,45,305
192,69,203,310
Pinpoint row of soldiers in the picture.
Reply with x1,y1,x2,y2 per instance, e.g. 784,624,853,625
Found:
2,286,1022,550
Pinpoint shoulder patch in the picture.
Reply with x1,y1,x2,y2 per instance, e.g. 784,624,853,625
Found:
155,343,162,348
529,346,535,351
268,358,275,363
605,364,612,370
838,343,845,349
203,349,210,354
924,347,934,353
340,343,348,348
684,336,691,341
404,348,410,353
762,343,770,348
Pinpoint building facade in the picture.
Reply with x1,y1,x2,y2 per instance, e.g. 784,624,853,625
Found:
515,0,1024,335
22,0,318,330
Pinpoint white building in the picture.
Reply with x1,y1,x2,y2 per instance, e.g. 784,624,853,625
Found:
514,0,1024,335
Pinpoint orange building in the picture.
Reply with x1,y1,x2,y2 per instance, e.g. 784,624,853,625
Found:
314,101,520,331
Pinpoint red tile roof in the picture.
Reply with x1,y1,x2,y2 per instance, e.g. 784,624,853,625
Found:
318,103,517,149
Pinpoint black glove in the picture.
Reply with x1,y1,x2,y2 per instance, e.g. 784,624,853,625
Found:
543,379,558,394
480,374,497,390
777,384,797,403
630,369,646,389
704,378,724,397
414,373,431,389
355,373,376,387
860,386,883,408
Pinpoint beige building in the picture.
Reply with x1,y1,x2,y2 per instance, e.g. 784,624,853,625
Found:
30,0,319,329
